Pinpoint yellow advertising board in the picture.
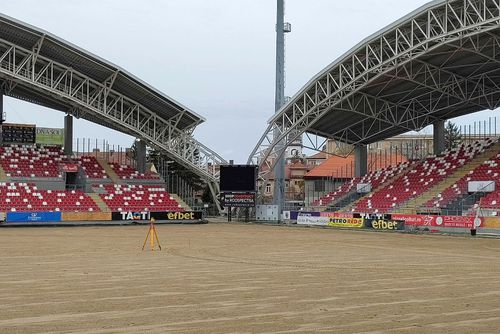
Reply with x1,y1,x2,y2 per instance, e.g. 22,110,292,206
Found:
328,217,364,228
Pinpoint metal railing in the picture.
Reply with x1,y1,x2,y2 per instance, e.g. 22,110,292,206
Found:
417,181,496,217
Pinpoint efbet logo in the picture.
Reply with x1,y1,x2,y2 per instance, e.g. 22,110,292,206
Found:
370,219,403,230
120,211,151,220
167,212,196,220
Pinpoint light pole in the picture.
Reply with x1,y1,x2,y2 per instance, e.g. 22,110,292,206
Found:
273,0,291,221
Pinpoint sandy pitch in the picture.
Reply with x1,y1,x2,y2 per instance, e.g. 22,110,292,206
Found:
1,223,500,333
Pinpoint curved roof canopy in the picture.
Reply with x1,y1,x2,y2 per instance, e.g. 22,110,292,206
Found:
0,12,225,206
269,0,500,146
0,13,204,130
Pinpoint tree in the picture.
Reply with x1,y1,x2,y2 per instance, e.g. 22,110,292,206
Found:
444,121,462,150
201,186,214,204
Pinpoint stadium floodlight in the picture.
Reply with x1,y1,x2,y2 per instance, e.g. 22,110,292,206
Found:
284,22,291,33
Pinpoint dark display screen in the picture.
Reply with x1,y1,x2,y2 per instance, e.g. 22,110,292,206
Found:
219,165,257,192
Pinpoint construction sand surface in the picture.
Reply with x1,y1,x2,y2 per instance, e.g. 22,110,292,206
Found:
1,223,500,333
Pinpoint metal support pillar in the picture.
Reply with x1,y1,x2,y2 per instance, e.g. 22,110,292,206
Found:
208,181,222,214
136,139,147,173
433,120,445,155
0,87,3,118
64,114,73,156
354,145,368,177
273,0,286,221
0,89,4,146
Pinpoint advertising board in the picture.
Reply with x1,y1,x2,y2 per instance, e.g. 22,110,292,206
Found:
392,214,482,229
365,219,405,230
357,183,372,193
320,212,354,218
61,163,79,173
467,181,495,193
327,217,365,228
297,215,329,226
111,211,203,221
36,127,64,145
290,211,321,220
220,192,256,208
6,212,62,223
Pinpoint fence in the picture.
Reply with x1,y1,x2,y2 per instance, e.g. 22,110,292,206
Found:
73,137,134,166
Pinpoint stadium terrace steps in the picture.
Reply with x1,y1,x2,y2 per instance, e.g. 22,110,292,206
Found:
338,162,415,212
338,162,415,213
170,193,191,211
108,162,161,181
398,140,500,214
352,139,496,214
88,193,110,212
326,188,358,211
96,184,183,212
0,164,9,182
0,145,64,178
0,182,100,212
96,157,123,185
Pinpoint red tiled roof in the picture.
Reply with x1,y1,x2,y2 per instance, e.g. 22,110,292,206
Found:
307,152,327,160
265,161,313,180
305,153,407,178
289,161,308,169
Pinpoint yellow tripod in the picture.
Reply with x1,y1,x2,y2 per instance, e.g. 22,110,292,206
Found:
142,218,162,251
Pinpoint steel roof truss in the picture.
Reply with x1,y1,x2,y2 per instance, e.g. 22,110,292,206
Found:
0,36,225,190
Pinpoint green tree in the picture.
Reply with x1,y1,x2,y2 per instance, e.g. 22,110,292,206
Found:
444,121,462,150
201,186,214,204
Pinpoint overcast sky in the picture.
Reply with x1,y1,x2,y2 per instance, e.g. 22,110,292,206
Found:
2,0,498,162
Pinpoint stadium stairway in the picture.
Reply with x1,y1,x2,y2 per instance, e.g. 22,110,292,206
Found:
338,162,415,213
170,193,192,211
88,193,110,212
96,157,123,185
326,188,359,211
0,164,9,182
398,140,500,214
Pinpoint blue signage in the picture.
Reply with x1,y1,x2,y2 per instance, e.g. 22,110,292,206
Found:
6,212,62,223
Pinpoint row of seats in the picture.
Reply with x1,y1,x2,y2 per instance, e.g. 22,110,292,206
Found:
77,156,108,179
472,153,500,209
353,139,495,213
0,182,99,212
0,182,184,213
0,145,64,178
423,151,500,209
109,162,160,180
311,162,412,206
0,144,162,181
94,184,182,212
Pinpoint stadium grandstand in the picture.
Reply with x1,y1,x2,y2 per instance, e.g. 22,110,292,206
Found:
250,0,500,227
0,13,225,223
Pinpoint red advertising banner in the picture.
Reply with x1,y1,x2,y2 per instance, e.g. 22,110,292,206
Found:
61,163,79,173
392,214,483,229
320,212,354,218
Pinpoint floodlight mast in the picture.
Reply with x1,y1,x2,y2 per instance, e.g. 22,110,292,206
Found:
273,0,290,222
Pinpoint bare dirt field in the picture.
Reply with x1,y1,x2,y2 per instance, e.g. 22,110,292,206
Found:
1,223,500,333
